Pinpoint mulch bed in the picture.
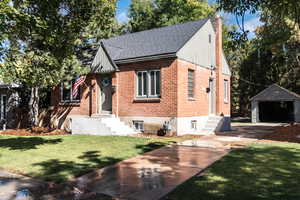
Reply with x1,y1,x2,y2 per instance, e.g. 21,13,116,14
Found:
0,128,69,136
264,123,300,143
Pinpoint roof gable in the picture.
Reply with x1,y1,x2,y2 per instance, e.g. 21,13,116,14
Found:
91,43,118,73
251,84,300,101
176,19,215,68
101,18,209,63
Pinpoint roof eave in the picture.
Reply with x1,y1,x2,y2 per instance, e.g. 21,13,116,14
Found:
115,53,177,64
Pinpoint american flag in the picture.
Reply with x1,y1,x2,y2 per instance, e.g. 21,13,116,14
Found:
72,75,86,98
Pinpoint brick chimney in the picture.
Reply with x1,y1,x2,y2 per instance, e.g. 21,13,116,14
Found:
214,14,223,115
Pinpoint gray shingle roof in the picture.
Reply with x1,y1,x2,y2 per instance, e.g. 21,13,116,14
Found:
251,84,300,101
102,18,209,62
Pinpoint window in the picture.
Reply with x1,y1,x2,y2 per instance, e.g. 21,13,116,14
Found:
188,69,195,98
60,80,81,103
224,79,229,103
209,34,212,43
133,121,144,132
191,120,197,130
0,95,7,120
136,70,161,98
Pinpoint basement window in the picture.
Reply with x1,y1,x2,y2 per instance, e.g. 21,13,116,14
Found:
133,121,144,132
191,120,197,131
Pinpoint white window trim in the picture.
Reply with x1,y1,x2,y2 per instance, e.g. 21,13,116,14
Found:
136,69,161,98
224,80,229,103
0,94,7,120
60,81,81,103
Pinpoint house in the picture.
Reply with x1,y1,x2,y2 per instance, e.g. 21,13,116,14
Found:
0,82,20,129
50,15,231,136
251,84,300,123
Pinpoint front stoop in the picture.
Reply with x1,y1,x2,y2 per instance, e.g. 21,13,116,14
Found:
201,115,231,135
71,115,138,136
201,115,222,134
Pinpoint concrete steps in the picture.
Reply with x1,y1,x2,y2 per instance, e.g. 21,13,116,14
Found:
71,115,138,136
202,115,223,134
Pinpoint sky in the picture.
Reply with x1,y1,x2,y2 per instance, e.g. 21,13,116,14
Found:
116,0,263,38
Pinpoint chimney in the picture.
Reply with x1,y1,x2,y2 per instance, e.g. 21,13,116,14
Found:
214,14,223,114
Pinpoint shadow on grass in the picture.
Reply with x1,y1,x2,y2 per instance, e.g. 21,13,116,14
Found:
29,142,172,183
31,151,122,183
135,142,174,153
166,144,300,200
0,137,62,150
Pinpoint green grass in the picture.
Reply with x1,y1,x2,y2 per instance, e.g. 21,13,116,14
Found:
167,142,300,200
0,134,181,182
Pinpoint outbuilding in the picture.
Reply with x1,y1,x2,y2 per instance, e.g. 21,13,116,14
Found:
251,84,300,123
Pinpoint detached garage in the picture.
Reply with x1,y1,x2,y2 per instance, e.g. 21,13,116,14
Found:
251,84,300,123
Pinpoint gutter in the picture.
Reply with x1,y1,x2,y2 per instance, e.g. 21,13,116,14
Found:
114,53,177,64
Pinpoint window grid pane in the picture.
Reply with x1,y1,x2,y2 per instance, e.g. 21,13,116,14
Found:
188,70,194,98
142,72,148,96
137,70,161,98
150,71,155,96
224,80,228,102
138,72,143,96
61,80,80,103
156,71,160,96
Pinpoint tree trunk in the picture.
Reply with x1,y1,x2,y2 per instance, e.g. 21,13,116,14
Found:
28,86,39,127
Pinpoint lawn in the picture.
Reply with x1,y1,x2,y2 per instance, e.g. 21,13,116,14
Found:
0,134,182,183
166,142,300,200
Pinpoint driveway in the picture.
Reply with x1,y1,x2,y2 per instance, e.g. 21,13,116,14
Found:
217,122,282,139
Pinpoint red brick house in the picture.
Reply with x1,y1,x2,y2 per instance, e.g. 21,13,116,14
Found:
50,16,231,136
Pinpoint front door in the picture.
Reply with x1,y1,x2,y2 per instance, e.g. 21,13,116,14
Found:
209,78,216,115
100,75,112,114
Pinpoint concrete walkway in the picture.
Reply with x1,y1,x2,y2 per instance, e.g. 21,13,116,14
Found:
75,136,256,200
0,170,47,200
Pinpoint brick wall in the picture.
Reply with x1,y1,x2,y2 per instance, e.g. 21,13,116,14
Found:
50,74,99,129
177,59,216,117
115,58,178,117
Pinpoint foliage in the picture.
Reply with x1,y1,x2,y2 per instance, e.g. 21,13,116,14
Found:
226,10,300,115
217,0,300,29
217,0,300,116
128,0,216,32
0,0,118,125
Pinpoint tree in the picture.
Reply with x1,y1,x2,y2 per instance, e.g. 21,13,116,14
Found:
128,0,216,32
217,0,300,30
0,0,117,126
226,11,300,116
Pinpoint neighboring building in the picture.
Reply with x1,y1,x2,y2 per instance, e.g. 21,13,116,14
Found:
50,16,231,136
251,84,300,123
0,82,20,129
